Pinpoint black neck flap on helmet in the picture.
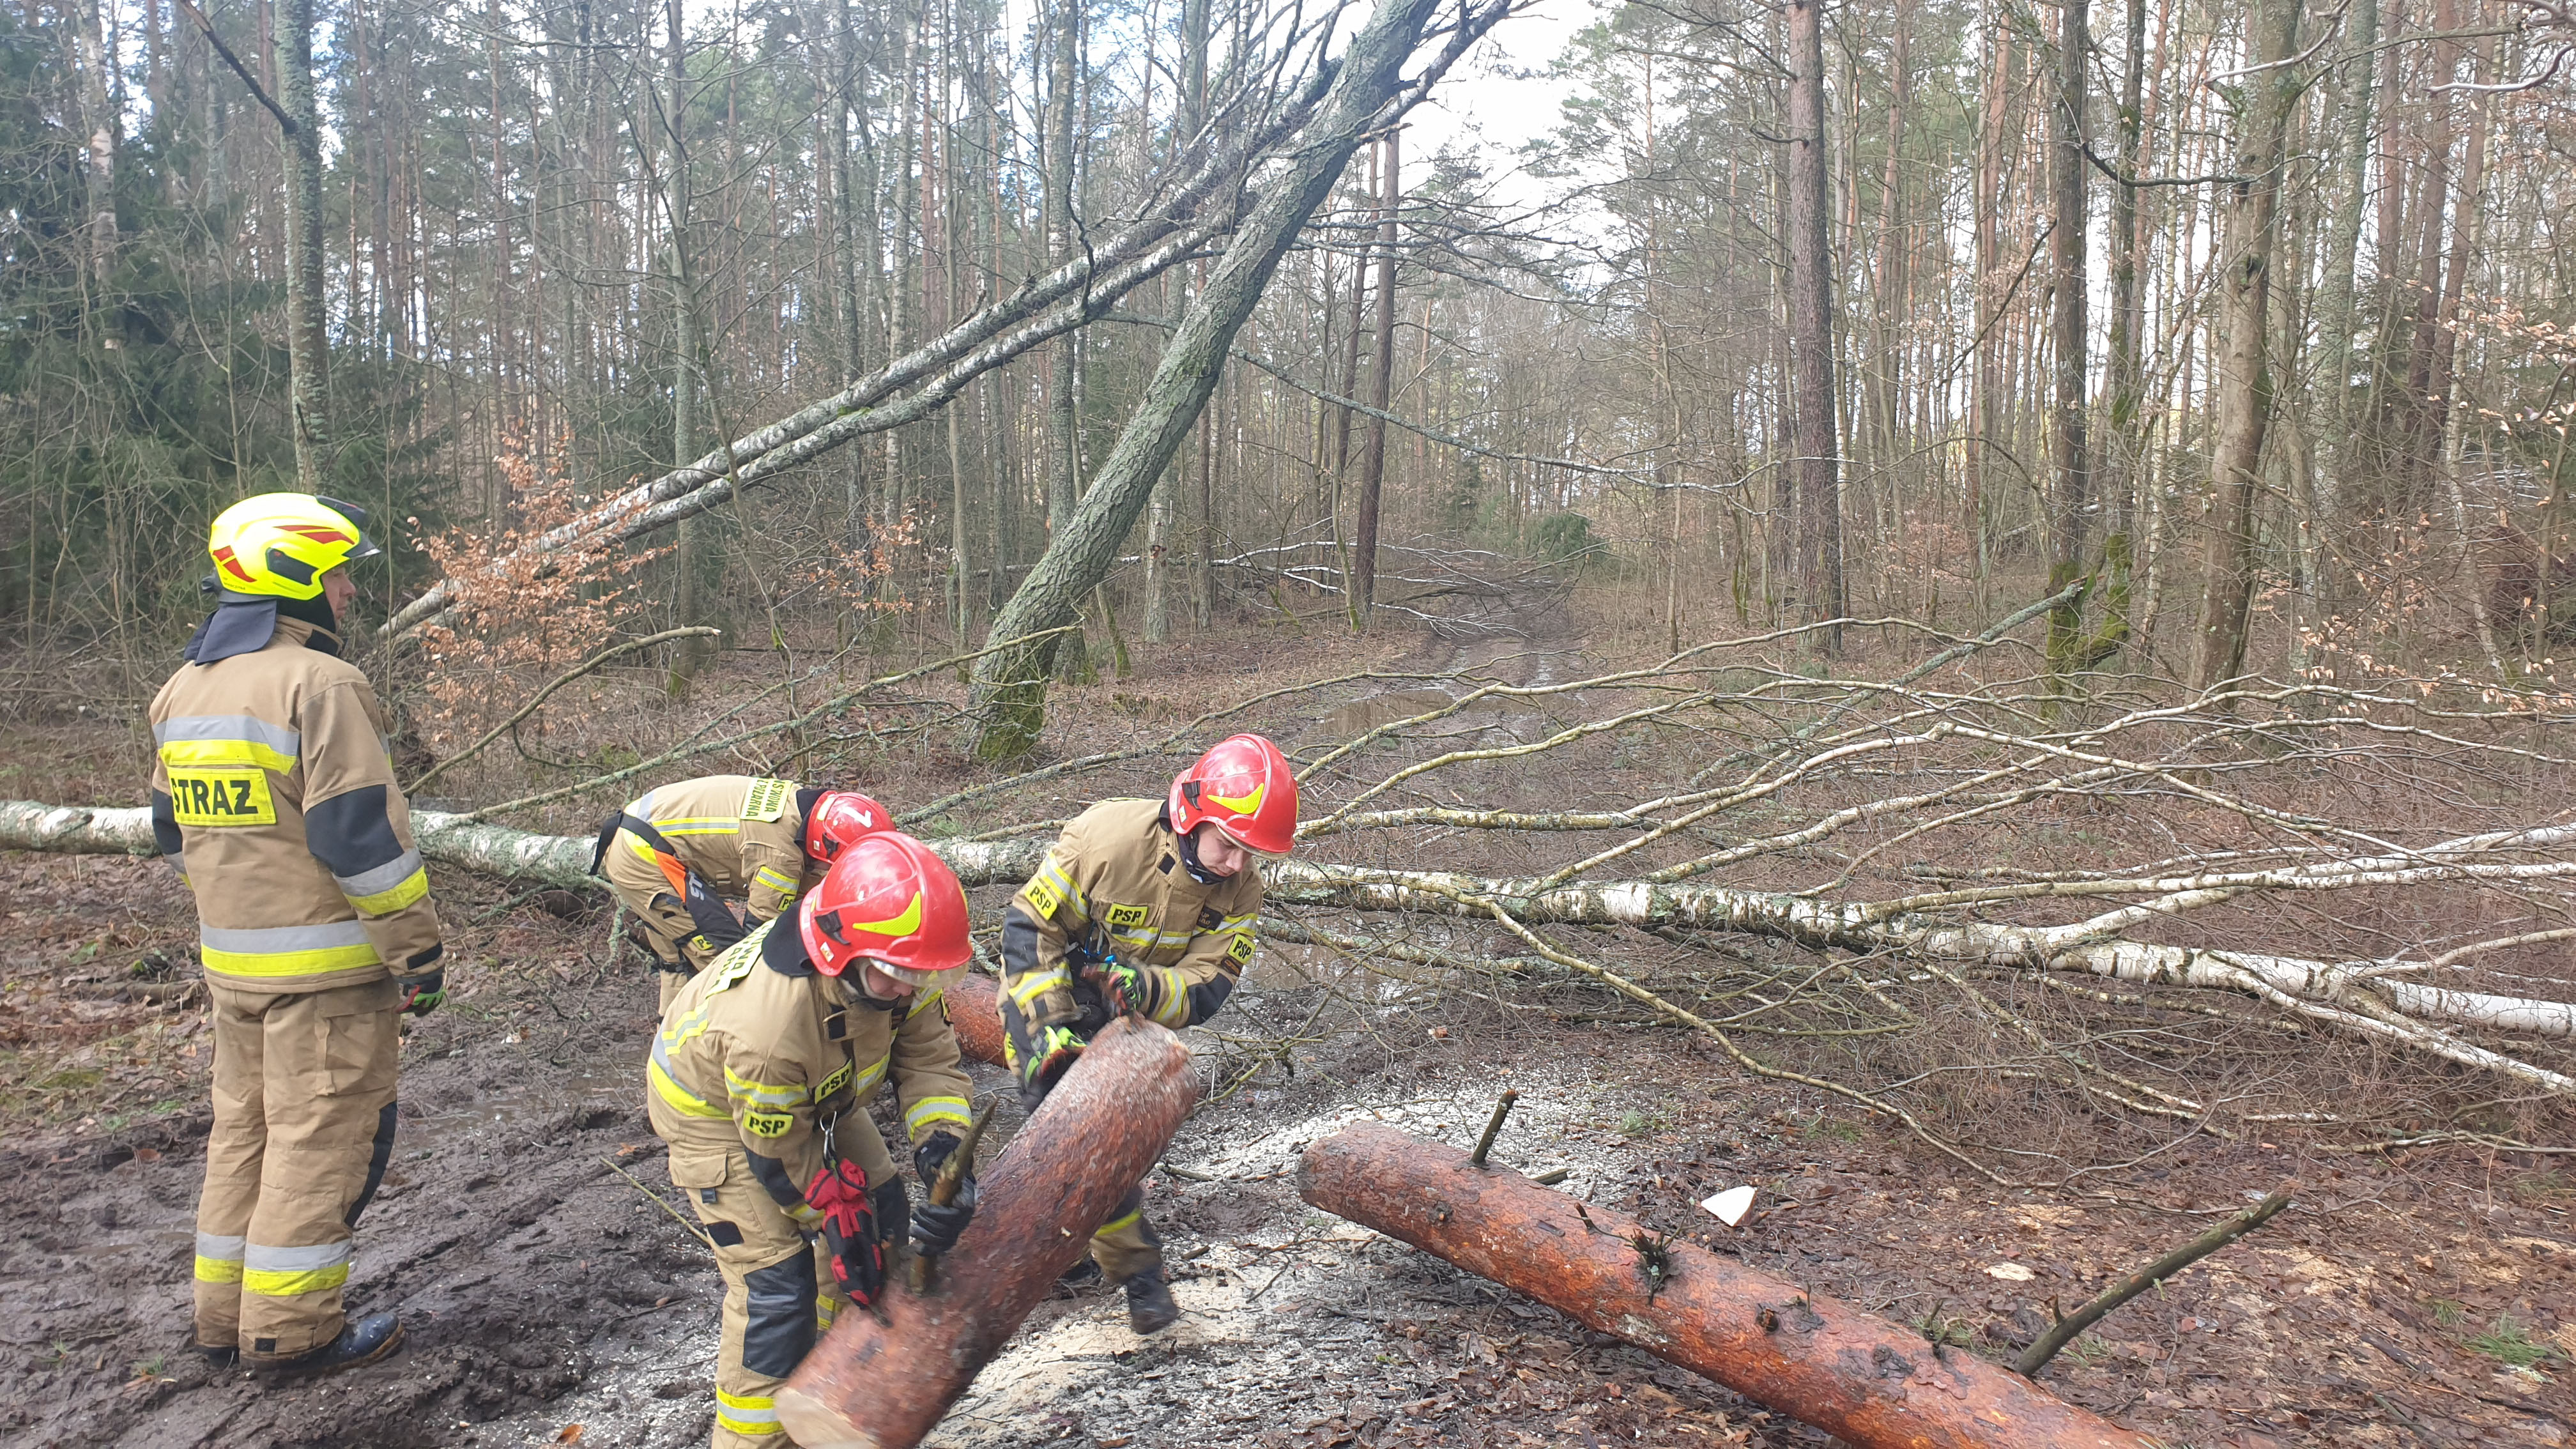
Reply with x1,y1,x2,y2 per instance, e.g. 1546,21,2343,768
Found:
183,584,341,666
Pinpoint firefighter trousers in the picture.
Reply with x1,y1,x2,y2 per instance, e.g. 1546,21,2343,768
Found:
604,843,724,1014
668,1123,900,1446
194,977,401,1361
1090,1181,1162,1284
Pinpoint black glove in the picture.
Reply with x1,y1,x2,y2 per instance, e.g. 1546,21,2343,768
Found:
910,1132,979,1256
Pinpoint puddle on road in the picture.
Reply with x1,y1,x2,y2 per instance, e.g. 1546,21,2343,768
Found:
1306,687,1459,743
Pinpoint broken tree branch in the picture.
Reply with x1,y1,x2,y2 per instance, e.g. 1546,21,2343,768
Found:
2014,1186,2295,1376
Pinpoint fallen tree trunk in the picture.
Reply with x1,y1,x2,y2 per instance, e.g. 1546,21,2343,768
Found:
1300,1123,2154,1449
6,799,2566,1046
945,971,1005,1066
776,1017,1199,1448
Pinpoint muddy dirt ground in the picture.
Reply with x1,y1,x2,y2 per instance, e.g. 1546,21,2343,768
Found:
6,610,2575,1448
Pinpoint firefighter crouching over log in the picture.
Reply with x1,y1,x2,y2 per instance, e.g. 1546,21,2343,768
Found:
594,776,893,1011
647,831,983,1447
997,733,1298,1335
150,493,445,1374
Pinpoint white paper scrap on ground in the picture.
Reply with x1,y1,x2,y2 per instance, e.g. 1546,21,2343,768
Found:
1700,1186,1757,1226
1985,1262,2037,1282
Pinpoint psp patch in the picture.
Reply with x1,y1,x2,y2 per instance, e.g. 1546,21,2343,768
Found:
741,778,793,822
1225,933,1256,965
816,1061,854,1100
744,1110,793,1138
1103,902,1151,931
1024,875,1064,918
167,769,277,827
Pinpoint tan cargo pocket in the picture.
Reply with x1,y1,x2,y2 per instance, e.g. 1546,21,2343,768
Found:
666,1146,732,1190
315,979,401,1096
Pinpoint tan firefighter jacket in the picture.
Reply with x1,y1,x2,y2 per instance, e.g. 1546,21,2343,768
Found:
648,916,973,1221
998,798,1264,1065
147,616,444,993
602,775,839,924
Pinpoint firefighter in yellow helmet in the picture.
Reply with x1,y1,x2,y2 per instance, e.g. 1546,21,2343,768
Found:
648,832,981,1446
149,493,443,1374
591,778,893,1011
996,734,1298,1335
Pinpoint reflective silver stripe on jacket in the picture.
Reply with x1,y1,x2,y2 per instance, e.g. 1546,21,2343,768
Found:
152,714,304,756
333,848,425,899
199,921,375,953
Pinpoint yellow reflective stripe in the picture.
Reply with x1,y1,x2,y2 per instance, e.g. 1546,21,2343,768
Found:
649,1057,729,1119
244,1264,350,1296
241,1241,351,1297
201,943,382,977
200,922,380,979
724,1066,807,1108
157,739,298,774
1034,861,1087,920
716,1386,782,1434
751,866,799,894
652,815,740,836
905,1095,972,1135
1008,969,1070,1011
1148,970,1192,1028
850,1054,889,1097
1095,1208,1144,1238
345,866,429,915
785,1201,824,1228
194,1255,244,1284
816,1294,839,1331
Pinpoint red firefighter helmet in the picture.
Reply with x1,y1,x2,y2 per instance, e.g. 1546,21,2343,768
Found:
1167,733,1298,857
798,832,972,987
804,789,894,864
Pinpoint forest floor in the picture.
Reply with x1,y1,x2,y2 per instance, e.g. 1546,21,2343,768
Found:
3,595,2575,1448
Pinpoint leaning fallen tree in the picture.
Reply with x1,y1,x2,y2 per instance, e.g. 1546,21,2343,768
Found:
1301,1123,2154,1449
8,788,2571,1096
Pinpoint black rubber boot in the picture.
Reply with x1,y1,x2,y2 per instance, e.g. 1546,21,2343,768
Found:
1056,1257,1102,1287
195,1343,238,1368
1124,1268,1179,1336
259,1312,404,1375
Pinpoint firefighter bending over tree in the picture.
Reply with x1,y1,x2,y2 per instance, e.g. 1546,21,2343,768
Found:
594,776,893,1010
647,831,982,1447
997,734,1298,1335
151,493,445,1374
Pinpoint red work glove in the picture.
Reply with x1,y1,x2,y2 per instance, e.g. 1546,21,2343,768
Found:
803,1160,883,1305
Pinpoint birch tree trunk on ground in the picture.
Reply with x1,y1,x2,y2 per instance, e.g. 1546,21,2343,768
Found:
2189,0,2299,689
964,0,1503,758
13,801,2570,1085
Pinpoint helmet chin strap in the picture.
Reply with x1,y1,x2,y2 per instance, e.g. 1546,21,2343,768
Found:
840,961,905,1009
1174,825,1229,885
